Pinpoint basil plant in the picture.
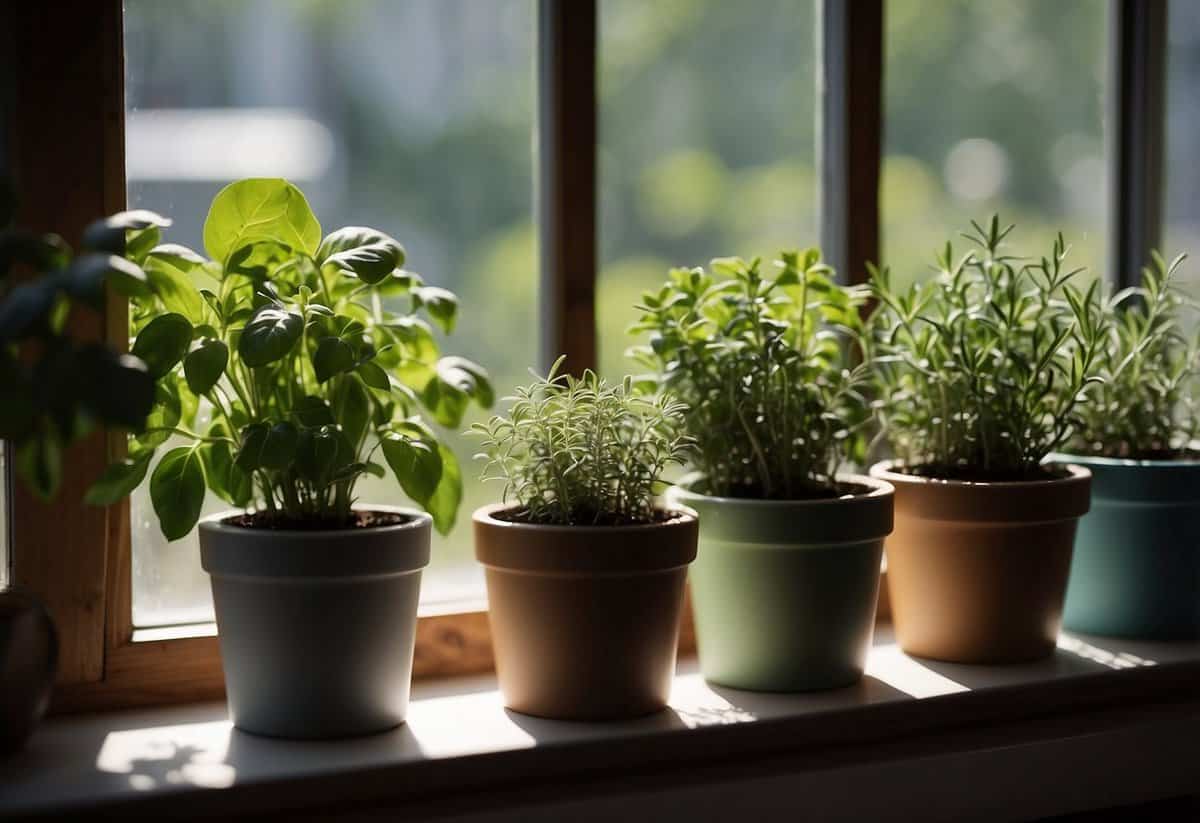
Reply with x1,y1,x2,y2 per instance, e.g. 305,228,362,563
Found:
0,181,156,500
87,178,491,540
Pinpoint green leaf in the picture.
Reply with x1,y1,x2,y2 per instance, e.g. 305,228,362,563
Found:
201,422,253,507
16,436,63,502
81,210,172,256
330,375,370,448
426,442,462,535
184,339,228,395
413,286,458,333
262,422,299,470
316,227,406,285
137,380,182,448
202,178,321,263
132,313,193,379
85,451,154,506
421,374,470,428
0,278,60,341
144,244,207,318
63,253,152,303
381,429,443,506
295,424,354,486
76,346,156,431
437,356,494,408
294,395,335,427
356,360,390,391
386,317,439,362
150,446,206,541
234,423,269,473
312,336,356,383
239,306,302,367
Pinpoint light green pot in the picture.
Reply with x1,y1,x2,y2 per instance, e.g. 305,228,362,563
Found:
668,475,894,692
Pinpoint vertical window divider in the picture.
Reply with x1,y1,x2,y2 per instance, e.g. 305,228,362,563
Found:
1108,0,1167,288
7,0,126,689
537,0,598,374
818,0,884,286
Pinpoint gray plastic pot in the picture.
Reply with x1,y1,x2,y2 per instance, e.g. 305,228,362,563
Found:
199,506,430,739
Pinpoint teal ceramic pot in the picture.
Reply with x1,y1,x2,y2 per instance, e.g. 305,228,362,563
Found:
668,475,893,692
1054,454,1200,639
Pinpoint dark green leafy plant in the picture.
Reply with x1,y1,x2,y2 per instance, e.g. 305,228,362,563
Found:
865,216,1107,480
88,177,491,539
629,250,870,499
1071,252,1197,459
472,357,692,525
0,181,155,499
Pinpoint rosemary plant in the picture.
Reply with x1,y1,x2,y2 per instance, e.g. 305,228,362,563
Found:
473,357,693,525
1071,252,1198,459
865,217,1107,481
629,250,871,499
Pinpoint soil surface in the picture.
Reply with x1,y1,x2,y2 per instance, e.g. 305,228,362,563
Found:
492,507,682,527
898,464,1071,483
224,511,412,530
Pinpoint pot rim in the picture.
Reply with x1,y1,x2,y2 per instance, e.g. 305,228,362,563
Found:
199,504,433,540
1047,451,1200,469
669,472,893,507
869,459,1091,488
472,502,698,533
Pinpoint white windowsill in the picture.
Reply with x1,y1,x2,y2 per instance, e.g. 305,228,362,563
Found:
4,625,1200,822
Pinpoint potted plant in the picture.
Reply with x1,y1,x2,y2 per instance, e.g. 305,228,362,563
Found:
0,182,156,751
472,358,697,720
1054,252,1200,639
631,251,894,692
89,178,491,738
865,217,1104,663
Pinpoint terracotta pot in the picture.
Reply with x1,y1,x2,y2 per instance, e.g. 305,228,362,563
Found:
474,504,698,720
870,461,1091,663
199,506,430,739
0,587,57,754
668,476,893,692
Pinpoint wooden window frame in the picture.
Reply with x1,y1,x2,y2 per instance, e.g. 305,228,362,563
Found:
3,0,1166,714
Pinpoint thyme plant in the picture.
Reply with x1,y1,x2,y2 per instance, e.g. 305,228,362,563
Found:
473,358,693,525
1070,252,1198,459
865,217,1107,481
87,178,491,539
629,250,870,499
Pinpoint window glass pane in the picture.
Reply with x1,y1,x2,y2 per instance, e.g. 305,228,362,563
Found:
597,0,818,378
124,0,535,626
1166,0,1200,286
883,0,1107,287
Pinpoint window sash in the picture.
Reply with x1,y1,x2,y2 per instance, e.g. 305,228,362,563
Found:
3,0,1168,712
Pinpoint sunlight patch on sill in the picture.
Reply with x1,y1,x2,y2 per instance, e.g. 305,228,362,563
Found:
97,723,236,791
1057,635,1158,669
865,644,970,698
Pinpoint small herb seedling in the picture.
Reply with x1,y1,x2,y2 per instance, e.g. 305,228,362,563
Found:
473,357,693,526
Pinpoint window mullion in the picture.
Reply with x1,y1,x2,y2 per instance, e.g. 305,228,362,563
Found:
818,0,884,286
1108,0,1167,288
537,0,598,375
